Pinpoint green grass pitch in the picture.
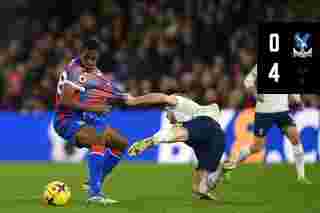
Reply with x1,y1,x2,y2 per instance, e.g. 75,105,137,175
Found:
0,163,319,213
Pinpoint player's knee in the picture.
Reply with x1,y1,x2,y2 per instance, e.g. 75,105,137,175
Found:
76,127,103,146
104,127,128,151
117,137,129,151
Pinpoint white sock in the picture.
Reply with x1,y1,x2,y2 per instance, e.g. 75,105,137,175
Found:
152,125,175,143
208,168,222,189
292,143,305,179
199,175,209,194
238,147,251,162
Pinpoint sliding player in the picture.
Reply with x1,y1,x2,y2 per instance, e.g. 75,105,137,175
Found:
54,39,129,205
125,93,226,199
224,64,311,184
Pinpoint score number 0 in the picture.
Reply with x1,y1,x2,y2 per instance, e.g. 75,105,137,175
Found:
268,33,280,83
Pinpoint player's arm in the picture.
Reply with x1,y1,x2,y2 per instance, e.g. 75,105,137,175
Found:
126,93,201,118
125,93,177,106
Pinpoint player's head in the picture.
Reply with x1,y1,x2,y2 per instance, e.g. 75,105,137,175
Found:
80,39,99,71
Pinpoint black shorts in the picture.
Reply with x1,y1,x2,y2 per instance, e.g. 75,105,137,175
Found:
254,111,296,137
182,116,225,172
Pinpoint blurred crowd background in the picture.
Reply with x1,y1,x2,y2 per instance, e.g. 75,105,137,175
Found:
0,0,319,113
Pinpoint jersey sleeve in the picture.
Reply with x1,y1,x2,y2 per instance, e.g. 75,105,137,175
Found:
244,64,257,89
63,65,85,92
174,96,200,116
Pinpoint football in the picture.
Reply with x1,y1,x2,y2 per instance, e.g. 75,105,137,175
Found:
43,181,71,206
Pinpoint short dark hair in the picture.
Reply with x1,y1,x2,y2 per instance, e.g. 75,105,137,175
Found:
82,39,99,50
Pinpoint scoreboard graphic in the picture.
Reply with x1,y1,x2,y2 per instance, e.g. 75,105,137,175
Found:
258,22,319,94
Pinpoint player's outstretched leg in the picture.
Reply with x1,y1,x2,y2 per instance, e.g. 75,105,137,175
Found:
224,111,272,176
128,136,155,156
128,124,184,156
226,135,266,167
103,127,129,151
223,135,265,183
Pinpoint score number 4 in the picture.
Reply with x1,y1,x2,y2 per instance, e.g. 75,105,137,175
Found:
269,62,279,83
268,33,280,83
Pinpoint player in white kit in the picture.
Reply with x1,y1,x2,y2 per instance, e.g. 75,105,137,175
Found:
224,64,311,184
126,93,225,200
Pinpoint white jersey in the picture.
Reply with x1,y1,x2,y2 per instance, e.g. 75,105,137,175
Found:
255,94,289,113
244,64,291,113
165,96,220,122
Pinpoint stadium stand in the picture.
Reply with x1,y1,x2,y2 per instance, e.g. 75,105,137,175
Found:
0,0,318,112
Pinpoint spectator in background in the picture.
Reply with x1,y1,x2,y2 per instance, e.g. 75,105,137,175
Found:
238,47,256,75
140,79,153,95
0,0,318,112
126,79,140,97
0,50,8,108
79,11,97,41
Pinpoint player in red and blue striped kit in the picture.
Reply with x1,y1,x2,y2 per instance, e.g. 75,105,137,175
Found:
54,39,129,205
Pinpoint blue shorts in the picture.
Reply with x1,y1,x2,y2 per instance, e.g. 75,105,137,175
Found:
183,116,225,172
53,114,86,147
82,112,111,133
254,111,296,137
53,112,111,147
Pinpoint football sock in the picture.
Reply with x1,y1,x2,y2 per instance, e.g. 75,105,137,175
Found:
153,125,176,143
199,174,209,194
87,145,105,196
292,143,305,179
208,169,222,189
101,148,122,185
